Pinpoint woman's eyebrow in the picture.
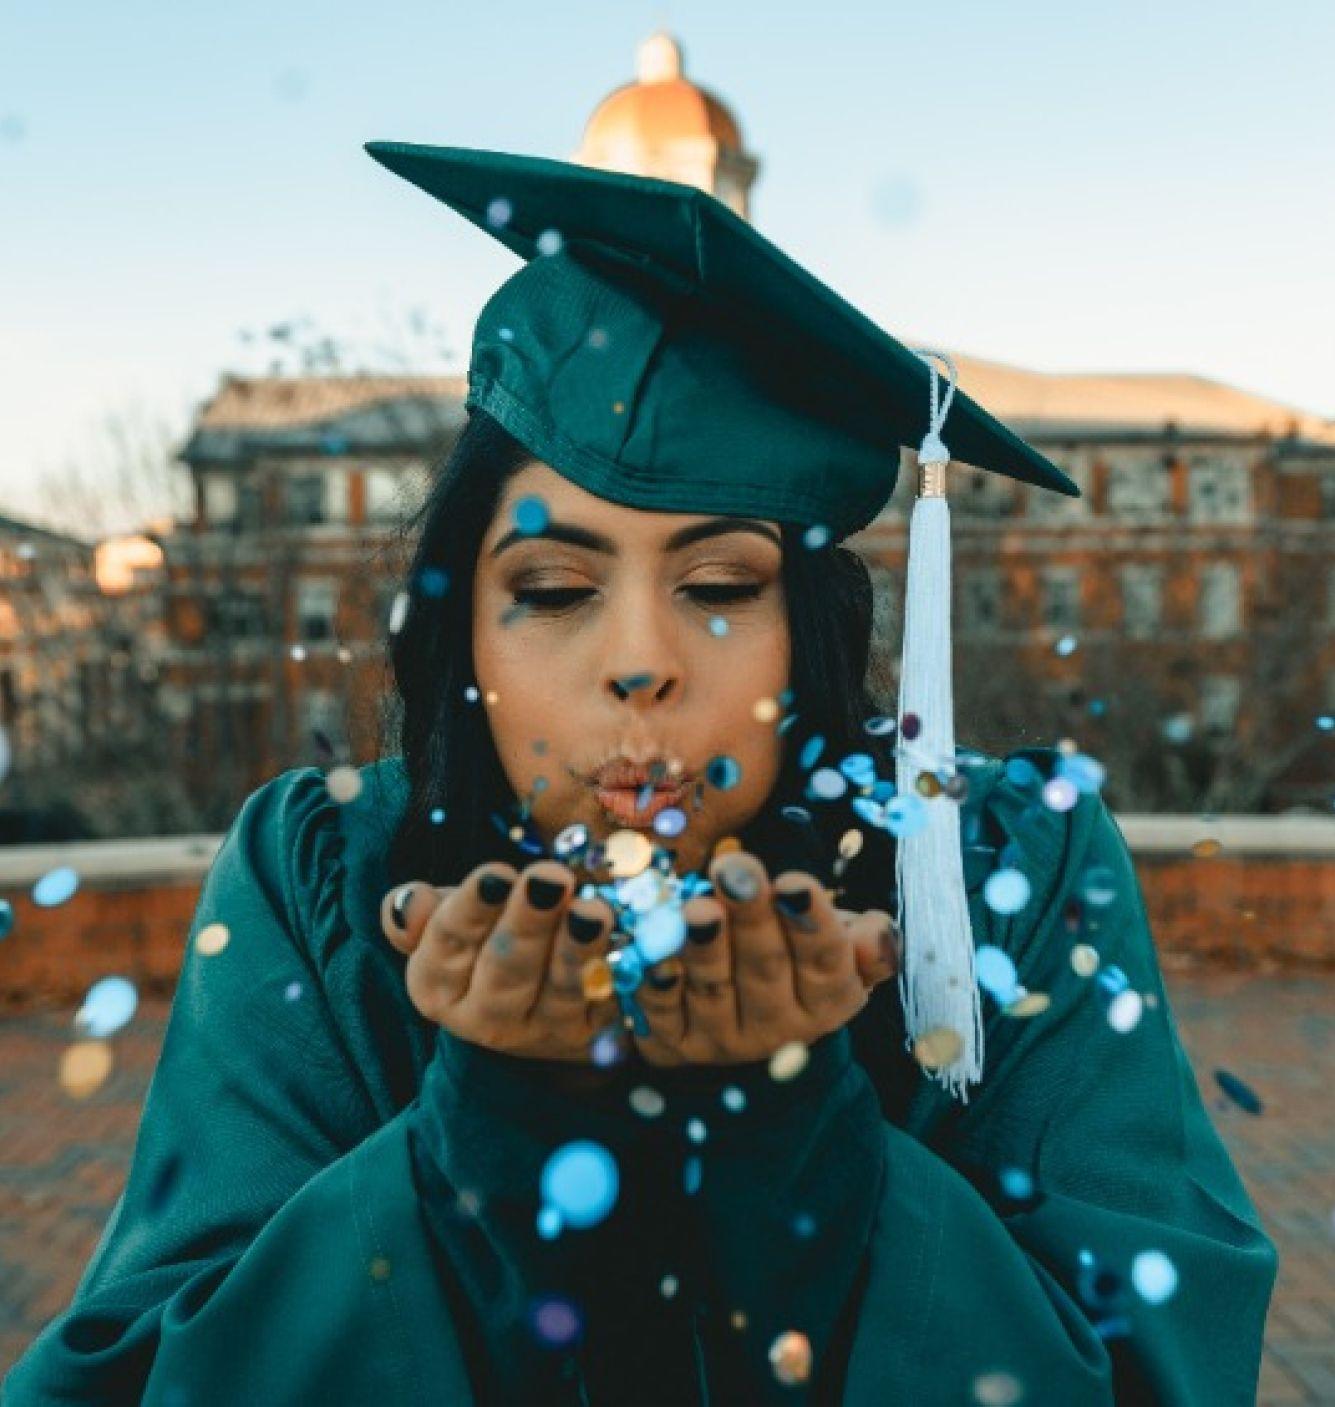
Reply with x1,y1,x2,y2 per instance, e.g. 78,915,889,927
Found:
489,516,782,559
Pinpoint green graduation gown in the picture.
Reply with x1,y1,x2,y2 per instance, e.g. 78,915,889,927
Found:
2,750,1277,1405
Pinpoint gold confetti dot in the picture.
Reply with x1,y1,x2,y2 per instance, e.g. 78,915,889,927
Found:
484,689,500,706
1070,944,1100,977
838,829,864,860
196,922,230,957
914,1026,963,1070
713,836,742,858
768,1330,813,1386
769,1041,810,1082
1191,837,1222,859
1005,991,1051,1019
612,401,626,415
581,957,613,1002
730,1310,748,1331
752,697,780,724
369,1256,392,1281
660,1273,679,1298
916,772,942,798
326,765,363,804
60,1040,113,1099
605,829,654,878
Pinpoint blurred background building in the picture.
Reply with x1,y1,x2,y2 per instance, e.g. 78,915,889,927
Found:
2,29,1332,835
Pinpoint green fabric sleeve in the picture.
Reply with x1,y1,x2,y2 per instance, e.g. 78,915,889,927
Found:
840,779,1278,1406
2,771,474,1406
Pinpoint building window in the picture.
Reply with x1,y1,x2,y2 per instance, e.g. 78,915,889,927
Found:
1119,564,1163,639
1106,459,1169,520
300,689,342,750
1198,562,1241,639
1040,567,1081,632
953,467,1018,519
1200,675,1241,734
286,474,327,525
211,592,268,639
1026,457,1090,520
297,579,338,641
203,474,238,525
1188,460,1251,524
366,467,406,523
959,567,1003,633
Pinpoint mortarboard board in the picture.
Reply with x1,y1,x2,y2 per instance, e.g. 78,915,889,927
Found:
364,140,1082,1099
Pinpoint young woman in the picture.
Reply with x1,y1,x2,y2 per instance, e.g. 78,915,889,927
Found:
4,147,1276,1406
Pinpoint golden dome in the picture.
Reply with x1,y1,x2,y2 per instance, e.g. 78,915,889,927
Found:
581,32,744,154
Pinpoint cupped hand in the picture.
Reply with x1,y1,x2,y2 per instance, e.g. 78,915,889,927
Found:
632,850,901,1068
380,860,620,1063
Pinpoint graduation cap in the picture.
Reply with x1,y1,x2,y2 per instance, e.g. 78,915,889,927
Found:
365,141,1082,1099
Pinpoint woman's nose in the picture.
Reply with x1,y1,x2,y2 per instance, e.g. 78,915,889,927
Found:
607,672,676,704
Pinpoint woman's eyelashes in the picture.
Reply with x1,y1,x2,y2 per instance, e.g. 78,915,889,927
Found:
509,583,765,614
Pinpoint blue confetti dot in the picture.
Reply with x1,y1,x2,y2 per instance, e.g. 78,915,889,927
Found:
652,807,687,838
75,976,139,1038
635,906,686,963
803,524,831,550
883,794,927,838
33,866,79,908
417,566,450,598
708,616,729,637
984,868,1031,916
1131,1250,1178,1304
0,899,13,940
429,807,446,825
705,755,741,790
1214,1069,1263,1115
512,496,550,536
541,1141,620,1229
799,735,826,771
974,945,1020,1002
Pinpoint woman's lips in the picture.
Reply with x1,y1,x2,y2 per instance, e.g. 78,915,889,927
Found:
593,781,689,827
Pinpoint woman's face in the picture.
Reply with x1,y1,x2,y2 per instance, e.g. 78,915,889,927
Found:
473,462,790,876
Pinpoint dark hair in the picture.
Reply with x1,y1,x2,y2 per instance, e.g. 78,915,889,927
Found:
380,407,899,914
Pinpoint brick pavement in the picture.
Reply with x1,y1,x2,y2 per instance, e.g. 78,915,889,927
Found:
1,975,1331,1403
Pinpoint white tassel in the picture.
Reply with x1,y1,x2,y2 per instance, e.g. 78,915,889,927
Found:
894,350,983,1102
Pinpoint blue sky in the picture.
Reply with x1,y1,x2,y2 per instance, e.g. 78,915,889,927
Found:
2,0,1332,530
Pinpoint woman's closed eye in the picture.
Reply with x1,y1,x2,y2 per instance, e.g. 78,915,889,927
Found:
510,583,764,613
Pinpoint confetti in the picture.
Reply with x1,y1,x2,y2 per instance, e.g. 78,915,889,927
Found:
1131,1250,1178,1304
60,1041,113,1099
769,1330,813,1385
33,866,79,908
972,1370,1026,1405
914,1027,963,1070
1214,1069,1263,1115
605,829,654,878
326,766,363,803
540,1141,619,1230
196,922,230,957
983,868,1031,916
485,196,513,228
0,899,13,941
629,1086,666,1119
769,1041,810,1082
1070,944,1101,977
705,755,742,790
529,1295,582,1348
74,977,138,1039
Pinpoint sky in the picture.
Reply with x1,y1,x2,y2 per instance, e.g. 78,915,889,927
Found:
2,0,1332,535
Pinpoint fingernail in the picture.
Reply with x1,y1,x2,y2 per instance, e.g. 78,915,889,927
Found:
567,910,603,944
880,920,903,969
526,874,567,910
773,886,812,916
391,885,414,931
478,873,513,906
686,918,722,945
647,966,681,990
716,862,761,904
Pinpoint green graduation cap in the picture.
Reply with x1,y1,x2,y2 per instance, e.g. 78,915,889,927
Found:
364,140,1081,1100
364,141,1077,540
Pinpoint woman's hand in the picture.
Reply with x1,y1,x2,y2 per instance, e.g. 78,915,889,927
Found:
633,851,901,1068
380,860,620,1063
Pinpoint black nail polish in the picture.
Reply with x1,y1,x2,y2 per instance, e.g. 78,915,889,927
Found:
774,887,812,916
527,874,566,910
478,873,513,906
717,863,761,904
686,918,722,945
647,967,681,990
390,885,414,930
567,910,603,944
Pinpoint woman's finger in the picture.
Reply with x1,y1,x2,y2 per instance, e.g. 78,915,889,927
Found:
675,891,735,1052
710,852,795,1037
771,870,862,1014
464,860,575,1019
380,881,451,956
